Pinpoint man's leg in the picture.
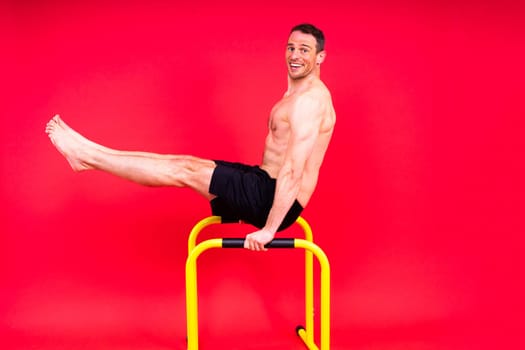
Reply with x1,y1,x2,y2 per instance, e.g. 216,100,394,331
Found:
45,115,216,199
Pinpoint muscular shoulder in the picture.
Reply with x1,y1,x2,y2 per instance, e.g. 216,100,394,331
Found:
292,82,335,136
295,80,331,108
292,82,332,116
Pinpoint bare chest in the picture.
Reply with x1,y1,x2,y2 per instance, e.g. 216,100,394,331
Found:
268,97,293,136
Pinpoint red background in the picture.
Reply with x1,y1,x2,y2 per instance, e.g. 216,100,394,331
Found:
2,1,525,349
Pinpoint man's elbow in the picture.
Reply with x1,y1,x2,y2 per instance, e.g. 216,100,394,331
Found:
280,161,304,187
288,167,304,186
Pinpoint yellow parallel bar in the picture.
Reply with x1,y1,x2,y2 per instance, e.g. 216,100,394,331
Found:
188,216,222,254
295,217,315,346
296,217,313,242
294,239,331,350
185,217,327,350
186,238,223,350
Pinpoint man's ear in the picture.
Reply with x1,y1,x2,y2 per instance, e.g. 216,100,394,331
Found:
316,51,326,65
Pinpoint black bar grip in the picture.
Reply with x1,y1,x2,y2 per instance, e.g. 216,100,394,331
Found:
222,238,245,248
266,238,295,248
222,238,295,249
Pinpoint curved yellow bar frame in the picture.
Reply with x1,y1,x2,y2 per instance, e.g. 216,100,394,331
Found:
187,216,222,254
185,217,330,350
296,216,316,348
185,238,223,350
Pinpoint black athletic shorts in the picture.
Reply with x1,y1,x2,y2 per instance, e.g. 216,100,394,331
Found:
208,160,303,231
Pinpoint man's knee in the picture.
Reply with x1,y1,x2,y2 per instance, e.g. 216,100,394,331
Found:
169,156,215,188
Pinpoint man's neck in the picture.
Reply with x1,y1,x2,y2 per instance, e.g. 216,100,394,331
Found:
287,72,319,95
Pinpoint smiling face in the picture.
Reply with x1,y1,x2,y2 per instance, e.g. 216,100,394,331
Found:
286,30,325,80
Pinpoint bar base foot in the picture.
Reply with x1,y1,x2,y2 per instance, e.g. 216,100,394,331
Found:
296,325,319,350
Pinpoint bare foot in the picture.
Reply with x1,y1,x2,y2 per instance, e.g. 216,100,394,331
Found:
52,114,112,153
45,115,93,171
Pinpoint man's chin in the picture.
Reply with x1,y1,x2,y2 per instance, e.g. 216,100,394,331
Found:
288,71,305,80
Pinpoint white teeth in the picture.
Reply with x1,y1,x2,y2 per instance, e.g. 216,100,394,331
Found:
291,64,301,67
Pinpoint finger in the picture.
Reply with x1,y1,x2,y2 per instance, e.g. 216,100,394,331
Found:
245,238,255,251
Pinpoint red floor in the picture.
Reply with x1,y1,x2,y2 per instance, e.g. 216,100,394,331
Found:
1,272,518,350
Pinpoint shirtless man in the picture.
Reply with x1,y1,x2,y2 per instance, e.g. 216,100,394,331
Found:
45,23,336,251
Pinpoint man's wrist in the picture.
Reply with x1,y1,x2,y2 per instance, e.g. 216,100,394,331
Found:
262,226,277,236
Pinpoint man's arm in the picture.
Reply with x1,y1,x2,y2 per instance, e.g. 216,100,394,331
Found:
244,93,323,251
